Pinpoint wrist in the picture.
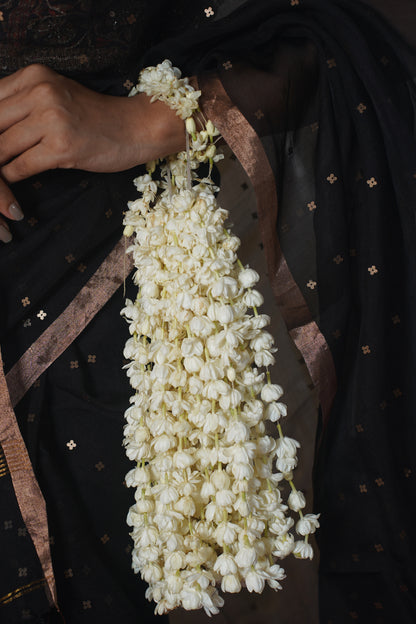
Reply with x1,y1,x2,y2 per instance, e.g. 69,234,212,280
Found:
126,92,186,164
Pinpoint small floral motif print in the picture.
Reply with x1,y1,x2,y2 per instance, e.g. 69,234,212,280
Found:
88,354,96,363
77,263,87,273
105,209,112,219
403,468,412,478
223,61,232,70
290,0,299,5
64,568,73,578
204,6,214,17
123,79,134,90
357,103,367,114
28,217,38,227
307,201,317,211
0,12,4,21
355,424,364,433
23,319,31,328
310,122,319,132
79,54,88,65
65,254,75,263
375,478,384,487
33,181,42,190
18,527,27,537
361,345,371,354
333,255,344,264
368,265,378,275
367,177,377,188
37,310,47,320
127,14,136,24
101,534,110,544
393,388,402,398
66,440,77,450
392,314,401,325
380,400,387,410
21,297,30,307
70,361,79,369
326,173,338,184
95,461,105,471
18,568,28,577
4,520,13,530
254,109,264,120
374,544,384,552
307,280,317,290
327,58,337,69
82,601,92,610
359,484,367,493
27,413,36,422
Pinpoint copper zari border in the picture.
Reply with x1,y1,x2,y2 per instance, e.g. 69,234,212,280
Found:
6,237,134,408
0,578,48,606
1,236,134,613
199,74,337,422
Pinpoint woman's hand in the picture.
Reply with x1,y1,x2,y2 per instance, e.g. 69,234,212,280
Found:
0,64,186,241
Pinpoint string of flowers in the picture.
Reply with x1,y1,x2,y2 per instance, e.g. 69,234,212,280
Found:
122,60,319,616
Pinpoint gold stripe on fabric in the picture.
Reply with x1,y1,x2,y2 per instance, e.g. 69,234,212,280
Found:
1,235,133,614
199,74,337,422
0,351,57,609
6,237,134,408
0,578,47,606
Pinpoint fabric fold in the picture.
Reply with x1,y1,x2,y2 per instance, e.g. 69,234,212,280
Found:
199,73,337,423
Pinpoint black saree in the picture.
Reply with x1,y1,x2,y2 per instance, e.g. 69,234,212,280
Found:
1,1,416,623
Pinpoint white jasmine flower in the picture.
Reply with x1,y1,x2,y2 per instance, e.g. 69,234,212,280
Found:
296,514,320,536
293,541,314,560
235,546,257,568
238,268,259,288
260,383,284,402
276,437,301,458
265,401,287,421
221,574,241,593
276,457,298,474
245,569,265,593
215,522,239,546
123,60,316,615
211,276,239,299
214,553,238,575
288,490,306,512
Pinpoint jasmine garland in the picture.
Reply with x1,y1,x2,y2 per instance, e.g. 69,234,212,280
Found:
121,60,319,616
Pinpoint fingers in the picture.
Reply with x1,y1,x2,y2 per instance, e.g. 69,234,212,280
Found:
0,118,43,166
0,177,23,242
0,64,57,102
0,220,12,243
1,142,62,184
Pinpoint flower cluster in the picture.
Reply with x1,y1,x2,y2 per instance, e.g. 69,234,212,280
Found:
131,59,200,120
122,61,319,616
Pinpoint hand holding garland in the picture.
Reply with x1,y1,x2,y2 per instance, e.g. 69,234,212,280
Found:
122,60,319,616
0,63,187,242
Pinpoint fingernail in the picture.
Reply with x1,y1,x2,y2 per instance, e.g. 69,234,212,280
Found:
9,202,24,221
0,224,12,243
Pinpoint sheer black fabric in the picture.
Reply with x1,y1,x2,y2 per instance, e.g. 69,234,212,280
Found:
149,2,416,621
1,1,416,623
